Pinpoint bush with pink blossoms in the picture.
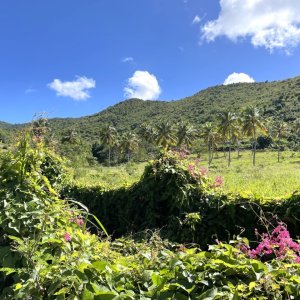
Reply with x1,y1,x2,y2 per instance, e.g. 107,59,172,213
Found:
240,224,300,263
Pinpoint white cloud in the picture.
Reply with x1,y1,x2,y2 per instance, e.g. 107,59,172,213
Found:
48,76,96,101
122,57,134,63
223,72,255,85
124,70,161,100
192,15,201,24
25,88,37,94
201,0,300,53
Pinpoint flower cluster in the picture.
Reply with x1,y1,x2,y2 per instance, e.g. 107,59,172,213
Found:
213,175,224,188
64,232,71,242
240,224,300,263
70,217,84,227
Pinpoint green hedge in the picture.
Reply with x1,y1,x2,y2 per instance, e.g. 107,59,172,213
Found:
62,185,300,246
61,152,300,247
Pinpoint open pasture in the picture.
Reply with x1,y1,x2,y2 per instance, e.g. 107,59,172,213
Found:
73,150,300,198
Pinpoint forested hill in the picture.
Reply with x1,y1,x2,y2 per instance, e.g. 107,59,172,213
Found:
1,75,300,141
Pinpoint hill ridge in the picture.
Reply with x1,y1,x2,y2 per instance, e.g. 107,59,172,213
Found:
1,75,300,142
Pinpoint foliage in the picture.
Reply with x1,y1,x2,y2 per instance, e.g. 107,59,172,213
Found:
1,133,300,298
0,132,108,298
62,149,300,248
2,76,300,164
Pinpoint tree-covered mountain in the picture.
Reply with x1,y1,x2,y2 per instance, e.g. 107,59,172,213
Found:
1,75,300,143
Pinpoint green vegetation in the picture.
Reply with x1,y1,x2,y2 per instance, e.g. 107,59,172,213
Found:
0,76,300,162
208,150,300,197
73,162,146,188
72,150,299,198
0,76,300,298
0,131,300,299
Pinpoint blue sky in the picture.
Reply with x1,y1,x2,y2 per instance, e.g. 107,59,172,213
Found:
1,0,300,123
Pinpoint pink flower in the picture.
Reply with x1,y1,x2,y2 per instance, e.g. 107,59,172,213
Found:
70,217,84,227
187,164,195,176
75,218,84,227
64,232,71,242
70,217,85,227
213,176,224,188
199,167,208,176
246,224,300,263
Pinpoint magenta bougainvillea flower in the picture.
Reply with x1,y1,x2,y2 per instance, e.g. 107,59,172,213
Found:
240,224,300,263
64,232,71,242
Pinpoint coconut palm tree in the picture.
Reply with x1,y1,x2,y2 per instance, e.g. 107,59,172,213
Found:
61,128,79,144
99,124,118,166
177,121,198,149
231,116,243,158
200,122,219,165
271,120,289,162
218,111,239,166
294,119,300,134
242,106,267,166
120,131,139,162
138,123,157,144
155,121,176,149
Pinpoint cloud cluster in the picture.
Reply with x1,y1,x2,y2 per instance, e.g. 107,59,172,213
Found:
122,57,134,63
223,72,255,85
48,76,96,101
192,15,201,25
124,70,161,100
201,0,300,53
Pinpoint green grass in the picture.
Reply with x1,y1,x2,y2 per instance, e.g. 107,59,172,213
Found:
72,150,300,197
207,150,300,198
72,162,146,188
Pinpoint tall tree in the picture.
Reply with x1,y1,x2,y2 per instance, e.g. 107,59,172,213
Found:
294,119,300,134
138,123,157,144
155,121,176,149
120,131,139,162
271,120,289,162
61,128,79,144
99,124,118,166
200,122,219,165
177,121,198,149
242,106,267,166
218,111,239,166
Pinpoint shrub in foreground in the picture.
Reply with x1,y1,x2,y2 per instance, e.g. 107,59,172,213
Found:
2,136,300,299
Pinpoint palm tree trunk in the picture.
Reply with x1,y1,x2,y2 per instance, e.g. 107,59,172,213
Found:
237,142,240,159
223,145,227,159
253,131,256,166
208,144,211,165
278,139,280,163
228,144,231,167
108,147,111,167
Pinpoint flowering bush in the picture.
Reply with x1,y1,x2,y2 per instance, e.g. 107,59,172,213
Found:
239,224,300,263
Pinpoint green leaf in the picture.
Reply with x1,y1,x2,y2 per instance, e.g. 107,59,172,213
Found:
82,288,94,300
94,292,118,300
92,261,108,272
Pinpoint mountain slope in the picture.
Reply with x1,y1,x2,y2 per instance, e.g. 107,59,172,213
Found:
2,76,300,142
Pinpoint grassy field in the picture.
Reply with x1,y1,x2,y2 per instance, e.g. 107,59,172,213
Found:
73,162,146,188
72,150,300,198
207,150,300,198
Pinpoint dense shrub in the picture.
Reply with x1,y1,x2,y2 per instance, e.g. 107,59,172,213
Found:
62,151,300,248
2,135,300,299
0,133,109,298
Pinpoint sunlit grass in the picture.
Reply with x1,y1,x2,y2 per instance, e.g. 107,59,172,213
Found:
73,162,146,188
206,150,300,198
73,150,300,197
